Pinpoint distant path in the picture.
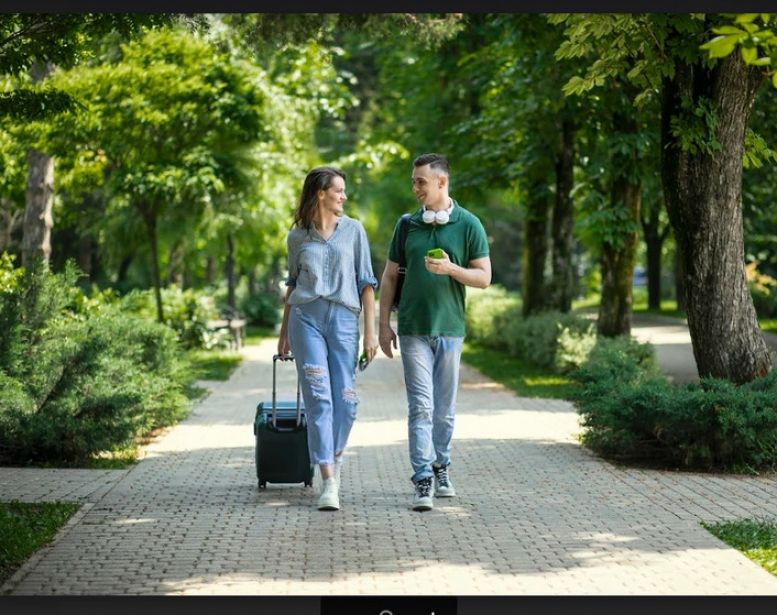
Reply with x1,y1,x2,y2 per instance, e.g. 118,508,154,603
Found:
630,313,777,384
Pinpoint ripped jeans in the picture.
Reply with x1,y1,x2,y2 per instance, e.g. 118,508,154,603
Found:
288,298,360,467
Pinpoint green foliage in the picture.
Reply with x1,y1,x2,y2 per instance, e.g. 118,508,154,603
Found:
0,14,192,120
747,261,777,318
466,285,597,373
743,127,777,168
549,13,709,107
465,285,522,346
0,259,192,467
186,348,243,382
668,95,722,156
571,340,777,473
462,342,577,400
119,285,226,350
703,517,777,575
239,292,281,329
701,14,777,72
0,500,81,587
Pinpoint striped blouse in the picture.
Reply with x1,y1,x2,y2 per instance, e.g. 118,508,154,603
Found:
285,215,378,314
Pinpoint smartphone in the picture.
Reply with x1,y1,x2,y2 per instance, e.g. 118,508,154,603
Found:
427,248,443,259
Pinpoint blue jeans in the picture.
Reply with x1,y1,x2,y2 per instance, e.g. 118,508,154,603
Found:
399,335,463,483
288,298,360,467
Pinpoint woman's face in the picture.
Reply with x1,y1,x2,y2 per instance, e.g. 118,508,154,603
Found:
318,176,347,217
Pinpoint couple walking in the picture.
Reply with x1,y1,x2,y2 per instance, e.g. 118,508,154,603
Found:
277,153,492,512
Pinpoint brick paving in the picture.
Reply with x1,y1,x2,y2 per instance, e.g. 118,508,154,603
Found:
2,320,777,596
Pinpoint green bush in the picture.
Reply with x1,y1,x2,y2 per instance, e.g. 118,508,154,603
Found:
571,338,777,473
119,285,227,350
466,288,597,374
0,257,192,467
465,286,777,474
748,262,777,319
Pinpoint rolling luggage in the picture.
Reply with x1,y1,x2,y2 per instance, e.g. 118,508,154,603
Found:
253,353,314,489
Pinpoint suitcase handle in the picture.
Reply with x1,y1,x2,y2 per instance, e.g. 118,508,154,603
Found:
272,353,303,429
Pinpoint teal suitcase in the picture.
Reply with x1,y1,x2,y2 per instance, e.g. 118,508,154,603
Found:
253,354,314,489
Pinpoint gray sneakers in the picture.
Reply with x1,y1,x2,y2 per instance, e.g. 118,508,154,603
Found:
433,464,456,497
412,477,434,511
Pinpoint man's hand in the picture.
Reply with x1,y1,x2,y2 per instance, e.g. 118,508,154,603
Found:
379,326,398,359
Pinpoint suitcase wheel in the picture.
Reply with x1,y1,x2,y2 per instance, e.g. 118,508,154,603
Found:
304,479,313,487
258,480,266,489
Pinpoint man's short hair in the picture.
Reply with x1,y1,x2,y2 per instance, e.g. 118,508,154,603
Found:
413,153,449,177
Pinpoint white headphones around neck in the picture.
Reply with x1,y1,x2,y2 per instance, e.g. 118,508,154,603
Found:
422,202,453,225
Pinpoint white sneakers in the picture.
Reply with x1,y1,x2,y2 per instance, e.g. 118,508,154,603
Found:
334,456,343,487
316,458,343,511
317,477,339,510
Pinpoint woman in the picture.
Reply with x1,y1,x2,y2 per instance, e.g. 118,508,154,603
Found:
277,166,378,511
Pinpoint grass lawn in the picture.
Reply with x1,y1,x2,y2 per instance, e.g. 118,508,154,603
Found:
0,501,81,589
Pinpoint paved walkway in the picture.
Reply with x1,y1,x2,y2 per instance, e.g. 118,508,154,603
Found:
2,317,777,597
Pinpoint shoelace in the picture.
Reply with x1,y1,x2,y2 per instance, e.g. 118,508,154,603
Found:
416,479,433,497
434,467,449,486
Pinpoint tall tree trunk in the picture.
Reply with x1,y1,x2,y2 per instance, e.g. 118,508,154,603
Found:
549,119,576,313
521,181,550,318
598,107,642,338
597,178,641,337
206,256,216,285
117,255,133,286
139,201,164,323
166,240,184,287
21,60,55,270
641,196,671,311
22,150,54,269
225,233,236,312
661,52,770,384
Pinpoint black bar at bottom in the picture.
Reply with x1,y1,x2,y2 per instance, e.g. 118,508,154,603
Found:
321,596,457,615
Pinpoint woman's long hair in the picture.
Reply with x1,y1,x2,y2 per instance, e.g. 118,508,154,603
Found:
292,166,346,230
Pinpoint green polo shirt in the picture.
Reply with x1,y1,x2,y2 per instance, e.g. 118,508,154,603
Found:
387,200,490,337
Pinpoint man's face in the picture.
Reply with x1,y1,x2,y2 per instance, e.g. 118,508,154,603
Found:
411,164,443,207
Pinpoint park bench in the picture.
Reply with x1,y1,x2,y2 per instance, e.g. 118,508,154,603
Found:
207,306,247,350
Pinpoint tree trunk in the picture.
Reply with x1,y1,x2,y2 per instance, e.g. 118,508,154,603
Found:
521,182,549,318
549,119,576,313
166,240,184,287
225,233,236,312
21,150,54,269
139,201,164,323
597,177,641,337
117,255,133,286
206,256,216,285
661,52,771,384
641,196,671,311
21,60,55,270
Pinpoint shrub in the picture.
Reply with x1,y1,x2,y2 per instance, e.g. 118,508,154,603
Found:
0,258,192,467
119,285,225,350
466,287,597,373
572,338,777,473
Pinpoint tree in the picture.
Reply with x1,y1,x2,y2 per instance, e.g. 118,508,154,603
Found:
41,27,271,322
0,13,195,269
552,13,772,383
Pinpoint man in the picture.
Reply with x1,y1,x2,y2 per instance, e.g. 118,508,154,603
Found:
379,153,491,511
